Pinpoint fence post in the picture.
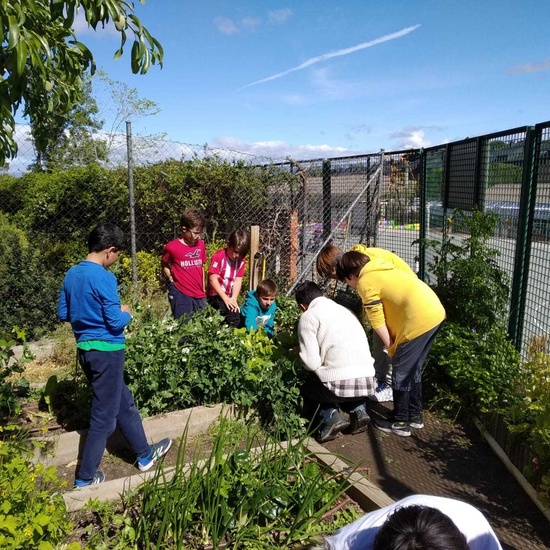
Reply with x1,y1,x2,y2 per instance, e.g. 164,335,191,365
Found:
508,126,539,351
249,225,260,290
126,121,138,298
418,148,426,279
322,160,331,243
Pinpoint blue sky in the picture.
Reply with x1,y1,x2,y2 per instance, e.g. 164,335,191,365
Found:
71,0,550,160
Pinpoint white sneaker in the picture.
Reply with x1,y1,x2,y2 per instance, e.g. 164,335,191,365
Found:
368,382,394,403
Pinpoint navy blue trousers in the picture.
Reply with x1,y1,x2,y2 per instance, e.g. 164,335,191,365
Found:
391,323,443,422
77,349,150,480
168,284,206,321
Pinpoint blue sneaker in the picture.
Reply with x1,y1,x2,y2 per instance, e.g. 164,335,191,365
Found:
74,470,105,489
137,438,172,472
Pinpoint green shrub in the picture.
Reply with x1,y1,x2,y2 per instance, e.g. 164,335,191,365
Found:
424,322,521,415
505,335,550,473
0,226,61,339
0,436,74,549
124,307,304,431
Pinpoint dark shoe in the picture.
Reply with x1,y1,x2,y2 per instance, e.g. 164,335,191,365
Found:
74,470,105,489
347,408,371,435
316,412,350,443
137,438,173,472
410,415,424,429
374,419,411,437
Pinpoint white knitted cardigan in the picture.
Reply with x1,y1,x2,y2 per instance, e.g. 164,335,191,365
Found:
298,296,375,383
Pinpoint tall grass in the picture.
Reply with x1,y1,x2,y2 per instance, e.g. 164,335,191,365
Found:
131,417,360,549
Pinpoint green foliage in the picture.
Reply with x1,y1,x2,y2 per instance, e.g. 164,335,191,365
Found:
424,208,510,333
0,436,73,549
115,250,163,295
0,0,162,165
425,322,521,414
0,327,33,420
125,418,361,548
29,75,107,171
505,335,550,472
421,208,521,417
124,307,304,431
0,221,62,339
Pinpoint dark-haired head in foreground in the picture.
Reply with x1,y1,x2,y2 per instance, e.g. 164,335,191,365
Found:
372,505,469,550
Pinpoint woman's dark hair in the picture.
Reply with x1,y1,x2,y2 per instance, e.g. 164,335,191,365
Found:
316,244,343,277
294,280,323,307
335,250,370,282
373,505,470,550
88,223,125,253
227,229,251,257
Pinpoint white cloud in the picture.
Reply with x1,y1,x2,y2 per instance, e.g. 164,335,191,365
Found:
210,136,351,161
508,58,550,75
240,24,421,90
242,17,262,30
389,127,432,149
214,17,239,35
268,9,293,24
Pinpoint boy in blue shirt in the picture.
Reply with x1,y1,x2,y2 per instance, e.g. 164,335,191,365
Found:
240,279,277,337
58,224,171,488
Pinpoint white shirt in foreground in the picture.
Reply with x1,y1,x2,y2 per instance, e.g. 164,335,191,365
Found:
324,494,502,550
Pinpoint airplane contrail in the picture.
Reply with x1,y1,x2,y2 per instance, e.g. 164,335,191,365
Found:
239,24,421,90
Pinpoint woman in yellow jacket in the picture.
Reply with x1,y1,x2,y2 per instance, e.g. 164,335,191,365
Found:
317,244,416,403
336,250,445,437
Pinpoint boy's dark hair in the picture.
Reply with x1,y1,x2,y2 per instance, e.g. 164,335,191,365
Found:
372,505,470,550
88,223,125,253
295,280,323,307
316,244,343,277
336,250,370,282
227,229,251,257
256,279,278,297
181,208,207,231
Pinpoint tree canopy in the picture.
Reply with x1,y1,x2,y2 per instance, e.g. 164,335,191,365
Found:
0,0,163,166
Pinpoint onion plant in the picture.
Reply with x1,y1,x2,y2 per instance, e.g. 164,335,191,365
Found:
130,417,361,549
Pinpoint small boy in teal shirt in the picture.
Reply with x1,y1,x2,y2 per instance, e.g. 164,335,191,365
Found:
240,279,277,337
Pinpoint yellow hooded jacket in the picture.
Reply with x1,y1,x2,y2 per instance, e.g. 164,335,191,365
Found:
355,257,445,357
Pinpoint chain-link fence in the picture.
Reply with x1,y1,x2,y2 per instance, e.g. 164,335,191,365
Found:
1,120,549,354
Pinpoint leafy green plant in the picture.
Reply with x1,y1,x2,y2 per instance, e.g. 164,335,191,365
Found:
424,208,510,333
505,335,550,477
0,434,75,549
124,306,304,432
425,322,520,415
125,417,362,549
421,208,521,416
0,327,33,420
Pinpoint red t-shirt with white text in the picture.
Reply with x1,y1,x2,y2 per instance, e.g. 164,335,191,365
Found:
162,238,206,298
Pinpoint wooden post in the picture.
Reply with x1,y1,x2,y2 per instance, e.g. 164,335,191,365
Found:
249,225,260,290
289,210,298,283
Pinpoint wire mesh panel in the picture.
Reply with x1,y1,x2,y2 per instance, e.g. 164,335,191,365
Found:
1,121,549,355
522,122,550,352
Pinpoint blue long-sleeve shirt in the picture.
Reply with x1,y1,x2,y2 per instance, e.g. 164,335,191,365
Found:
58,260,131,344
240,290,276,337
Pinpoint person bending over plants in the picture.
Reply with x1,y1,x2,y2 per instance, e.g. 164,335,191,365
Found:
295,280,375,443
240,278,278,337
336,251,445,438
317,244,417,405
